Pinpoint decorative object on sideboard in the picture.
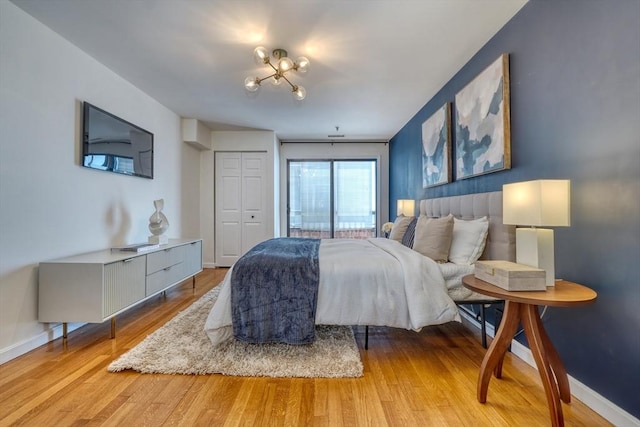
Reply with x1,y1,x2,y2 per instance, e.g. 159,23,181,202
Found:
111,243,160,253
396,199,415,217
244,47,310,100
422,103,452,188
455,53,511,180
148,198,169,245
503,180,571,287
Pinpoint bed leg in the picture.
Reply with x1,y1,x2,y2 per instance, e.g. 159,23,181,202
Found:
365,326,369,350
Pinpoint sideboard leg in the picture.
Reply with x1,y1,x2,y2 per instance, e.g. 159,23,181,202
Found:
365,326,369,350
62,322,68,342
110,317,116,339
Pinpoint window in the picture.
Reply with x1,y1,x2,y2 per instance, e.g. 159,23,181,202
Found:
288,160,377,239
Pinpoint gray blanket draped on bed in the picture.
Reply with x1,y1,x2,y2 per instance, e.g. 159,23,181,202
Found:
231,238,321,344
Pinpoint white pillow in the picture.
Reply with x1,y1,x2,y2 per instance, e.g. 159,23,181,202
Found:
448,216,489,265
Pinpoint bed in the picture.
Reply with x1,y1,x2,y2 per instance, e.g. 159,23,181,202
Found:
420,191,515,347
204,191,515,347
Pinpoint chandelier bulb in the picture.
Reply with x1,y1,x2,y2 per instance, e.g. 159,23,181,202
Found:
295,56,310,73
278,56,294,73
292,85,306,101
271,75,282,86
244,76,260,92
253,46,269,64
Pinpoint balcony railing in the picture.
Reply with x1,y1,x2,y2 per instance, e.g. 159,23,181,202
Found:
289,222,376,239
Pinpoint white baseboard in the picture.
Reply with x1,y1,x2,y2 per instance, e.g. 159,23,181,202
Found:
459,309,640,427
0,322,84,365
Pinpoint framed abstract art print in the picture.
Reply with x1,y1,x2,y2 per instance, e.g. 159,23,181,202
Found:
455,53,511,180
421,103,451,188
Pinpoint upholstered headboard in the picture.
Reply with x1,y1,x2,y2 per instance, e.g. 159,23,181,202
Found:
420,191,515,262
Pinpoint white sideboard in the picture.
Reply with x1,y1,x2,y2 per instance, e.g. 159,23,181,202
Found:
39,238,203,338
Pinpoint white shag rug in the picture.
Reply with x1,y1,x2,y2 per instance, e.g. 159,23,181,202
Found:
108,286,363,378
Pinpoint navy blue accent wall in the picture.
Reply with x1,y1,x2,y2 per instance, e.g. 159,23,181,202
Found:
390,0,640,417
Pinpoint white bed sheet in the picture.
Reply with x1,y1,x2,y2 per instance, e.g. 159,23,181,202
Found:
204,238,461,346
439,262,499,302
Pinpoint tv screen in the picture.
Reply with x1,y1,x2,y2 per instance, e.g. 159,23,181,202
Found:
82,102,154,179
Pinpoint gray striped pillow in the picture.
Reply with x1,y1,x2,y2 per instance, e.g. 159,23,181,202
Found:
401,217,417,248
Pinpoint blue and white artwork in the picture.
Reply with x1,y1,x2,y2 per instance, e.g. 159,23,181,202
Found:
455,54,511,180
422,103,451,188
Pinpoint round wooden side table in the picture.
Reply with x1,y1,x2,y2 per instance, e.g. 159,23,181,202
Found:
462,275,597,427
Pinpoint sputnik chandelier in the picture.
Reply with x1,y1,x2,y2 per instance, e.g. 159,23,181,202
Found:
244,47,310,100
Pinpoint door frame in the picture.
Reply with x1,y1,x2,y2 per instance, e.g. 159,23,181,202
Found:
278,142,390,241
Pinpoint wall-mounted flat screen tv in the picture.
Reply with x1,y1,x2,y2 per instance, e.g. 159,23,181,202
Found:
82,102,154,179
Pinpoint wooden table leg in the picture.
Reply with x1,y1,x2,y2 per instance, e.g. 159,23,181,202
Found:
478,301,521,403
533,308,571,403
522,304,564,427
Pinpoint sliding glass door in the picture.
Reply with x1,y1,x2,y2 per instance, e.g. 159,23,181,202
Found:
287,160,377,239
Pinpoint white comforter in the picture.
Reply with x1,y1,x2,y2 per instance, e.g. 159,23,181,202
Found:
204,238,461,346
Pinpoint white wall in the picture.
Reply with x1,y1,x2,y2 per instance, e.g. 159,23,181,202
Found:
0,1,201,362
279,142,389,235
199,130,279,267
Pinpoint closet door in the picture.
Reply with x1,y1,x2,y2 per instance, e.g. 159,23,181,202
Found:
215,152,242,266
215,152,268,266
241,152,268,253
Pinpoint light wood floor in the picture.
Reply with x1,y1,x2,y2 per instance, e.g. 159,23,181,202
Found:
0,268,610,426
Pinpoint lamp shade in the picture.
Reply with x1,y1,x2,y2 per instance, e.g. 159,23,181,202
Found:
503,180,570,226
397,199,415,217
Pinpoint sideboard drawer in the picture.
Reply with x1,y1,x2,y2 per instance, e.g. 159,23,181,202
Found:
146,262,185,296
146,245,184,274
103,257,146,317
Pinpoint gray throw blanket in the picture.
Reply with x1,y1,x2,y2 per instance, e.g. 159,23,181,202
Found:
231,238,321,345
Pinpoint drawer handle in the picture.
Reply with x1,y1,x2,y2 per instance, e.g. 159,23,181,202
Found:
123,258,134,263
164,266,172,271
164,248,172,252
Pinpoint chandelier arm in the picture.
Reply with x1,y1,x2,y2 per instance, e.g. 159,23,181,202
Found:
256,72,278,85
279,73,296,90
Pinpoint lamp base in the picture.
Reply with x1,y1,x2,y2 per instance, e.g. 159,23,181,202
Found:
515,228,555,287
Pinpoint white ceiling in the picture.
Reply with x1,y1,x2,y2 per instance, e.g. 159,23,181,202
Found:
12,0,527,142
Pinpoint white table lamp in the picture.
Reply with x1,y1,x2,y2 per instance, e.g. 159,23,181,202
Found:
397,199,415,217
503,180,570,287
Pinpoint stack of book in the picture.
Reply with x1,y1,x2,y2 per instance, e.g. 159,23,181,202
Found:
111,243,160,253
